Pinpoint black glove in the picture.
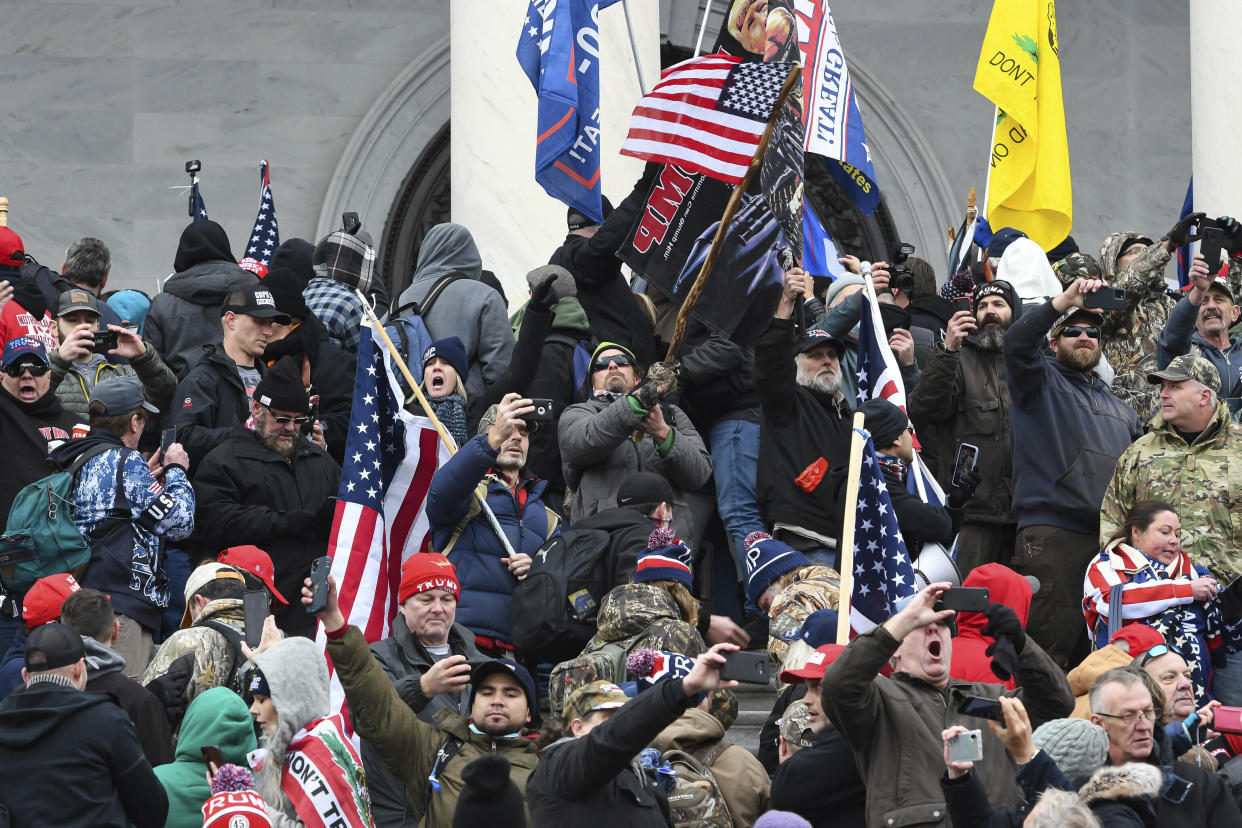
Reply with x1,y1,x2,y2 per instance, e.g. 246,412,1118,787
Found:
1217,216,1242,255
145,652,194,727
983,603,1026,682
1167,211,1206,248
947,469,981,509
529,272,559,312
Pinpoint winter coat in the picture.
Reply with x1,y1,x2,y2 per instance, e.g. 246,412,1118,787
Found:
755,316,854,543
146,262,258,380
365,621,482,828
584,583,706,662
326,625,540,828
81,636,173,766
141,598,246,703
173,343,264,470
49,343,177,418
908,337,1014,524
0,387,57,519
559,393,711,540
1121,729,1242,827
1067,645,1134,719
648,706,771,828
676,317,760,431
51,432,195,632
938,749,1075,828
3,385,84,450
0,679,168,828
394,223,514,399
1004,300,1142,533
767,565,840,668
1158,292,1242,414
819,623,1074,827
951,563,1033,690
426,434,559,645
570,505,661,590
1077,762,1162,828
465,294,551,432
1100,400,1242,583
153,687,257,828
192,427,340,638
771,725,866,828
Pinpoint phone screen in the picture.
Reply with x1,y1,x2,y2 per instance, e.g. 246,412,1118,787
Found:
160,427,176,457
242,590,269,649
952,444,978,487
956,695,1005,721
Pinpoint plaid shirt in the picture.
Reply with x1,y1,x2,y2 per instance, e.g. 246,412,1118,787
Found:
304,276,362,353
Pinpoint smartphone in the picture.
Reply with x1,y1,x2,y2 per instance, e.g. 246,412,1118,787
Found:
952,296,971,315
1214,706,1242,734
956,695,1005,721
526,398,554,424
1200,224,1225,275
947,729,983,763
1082,286,1127,311
302,394,320,437
935,587,990,613
242,589,269,649
304,556,332,615
951,443,979,488
160,427,176,459
719,650,772,685
201,744,224,770
91,329,118,354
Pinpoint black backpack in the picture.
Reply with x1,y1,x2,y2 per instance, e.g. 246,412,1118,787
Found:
509,527,612,662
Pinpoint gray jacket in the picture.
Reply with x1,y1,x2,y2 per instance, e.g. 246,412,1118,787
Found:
146,261,257,379
49,344,177,417
559,394,711,539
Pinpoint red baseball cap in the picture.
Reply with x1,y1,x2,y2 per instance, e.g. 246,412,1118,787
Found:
22,573,81,628
0,227,24,270
218,546,288,605
399,553,459,604
779,643,846,685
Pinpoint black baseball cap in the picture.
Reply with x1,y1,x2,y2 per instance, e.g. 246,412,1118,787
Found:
222,287,291,324
470,659,537,714
25,622,85,671
796,329,845,356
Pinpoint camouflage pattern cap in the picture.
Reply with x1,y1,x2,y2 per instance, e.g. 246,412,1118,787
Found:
1052,252,1103,288
563,680,630,724
1147,353,1221,394
779,700,817,749
1050,307,1105,337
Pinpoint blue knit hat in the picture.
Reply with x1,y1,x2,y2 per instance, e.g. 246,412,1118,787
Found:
633,527,693,590
744,531,810,606
422,336,468,382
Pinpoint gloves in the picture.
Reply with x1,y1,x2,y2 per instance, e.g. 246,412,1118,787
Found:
1216,216,1242,256
629,377,664,410
983,603,1026,682
947,469,981,509
529,272,559,312
145,652,194,727
1167,211,1206,248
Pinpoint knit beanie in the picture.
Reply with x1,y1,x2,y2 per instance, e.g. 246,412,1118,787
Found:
972,279,1018,314
626,648,695,692
616,471,676,510
201,764,272,828
260,260,310,319
823,274,864,307
633,527,693,590
254,355,309,413
1032,718,1110,787
861,398,909,450
422,336,469,382
399,553,460,603
744,531,810,606
452,755,526,828
755,811,813,828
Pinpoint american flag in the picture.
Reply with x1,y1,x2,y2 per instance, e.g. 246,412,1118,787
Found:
190,175,208,221
238,160,279,278
849,429,917,635
316,322,451,718
621,55,796,184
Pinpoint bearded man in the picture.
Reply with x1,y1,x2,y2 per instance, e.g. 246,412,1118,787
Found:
754,267,854,569
192,355,341,638
1003,278,1143,670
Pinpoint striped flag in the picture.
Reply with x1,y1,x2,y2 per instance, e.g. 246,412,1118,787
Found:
190,174,208,221
621,55,796,184
849,429,917,636
238,160,280,278
316,322,451,721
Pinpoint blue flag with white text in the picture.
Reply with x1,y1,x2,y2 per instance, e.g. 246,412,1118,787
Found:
517,0,621,223
802,200,847,280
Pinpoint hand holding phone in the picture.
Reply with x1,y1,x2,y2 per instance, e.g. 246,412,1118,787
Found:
935,587,990,613
718,650,772,685
952,443,979,488
956,694,1006,721
304,556,332,615
243,590,269,649
201,745,224,773
160,427,177,459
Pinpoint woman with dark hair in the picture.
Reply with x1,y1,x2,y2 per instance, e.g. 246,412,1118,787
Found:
1083,498,1227,702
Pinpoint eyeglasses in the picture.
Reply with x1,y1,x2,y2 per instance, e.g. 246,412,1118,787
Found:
1138,643,1187,667
1095,708,1158,726
267,412,310,425
1060,326,1100,339
591,353,633,372
2,362,49,377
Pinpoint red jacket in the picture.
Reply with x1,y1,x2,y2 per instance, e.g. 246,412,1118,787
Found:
950,563,1033,690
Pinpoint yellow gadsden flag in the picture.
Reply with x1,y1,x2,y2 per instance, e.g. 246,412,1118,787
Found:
973,0,1072,250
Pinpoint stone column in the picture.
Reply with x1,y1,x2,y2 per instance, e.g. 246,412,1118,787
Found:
1190,0,1242,218
450,1,659,307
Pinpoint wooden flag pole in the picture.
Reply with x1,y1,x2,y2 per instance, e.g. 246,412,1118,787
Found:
0,196,8,227
835,411,868,646
663,63,802,362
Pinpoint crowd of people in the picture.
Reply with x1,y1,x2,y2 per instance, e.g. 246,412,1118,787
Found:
2,193,1242,828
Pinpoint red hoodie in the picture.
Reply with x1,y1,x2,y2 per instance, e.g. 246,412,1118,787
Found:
950,563,1033,690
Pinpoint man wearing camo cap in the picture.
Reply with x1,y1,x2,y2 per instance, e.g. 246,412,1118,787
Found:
1159,250,1242,415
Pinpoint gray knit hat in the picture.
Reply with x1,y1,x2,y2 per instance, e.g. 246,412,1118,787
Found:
823,274,865,307
1032,718,1110,786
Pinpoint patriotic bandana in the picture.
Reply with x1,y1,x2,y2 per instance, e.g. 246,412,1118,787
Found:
275,714,373,828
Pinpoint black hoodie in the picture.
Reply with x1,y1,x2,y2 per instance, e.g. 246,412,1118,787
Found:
171,220,234,273
0,680,168,827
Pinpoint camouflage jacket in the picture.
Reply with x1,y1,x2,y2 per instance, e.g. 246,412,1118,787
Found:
767,565,841,667
583,583,706,658
1100,402,1242,581
141,598,245,701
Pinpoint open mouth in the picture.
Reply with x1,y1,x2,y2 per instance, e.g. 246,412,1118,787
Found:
927,640,942,659
430,375,446,392
17,382,37,400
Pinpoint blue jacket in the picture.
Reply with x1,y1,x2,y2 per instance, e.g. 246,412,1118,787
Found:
0,627,27,701
426,434,559,644
1004,301,1143,534
1157,294,1242,413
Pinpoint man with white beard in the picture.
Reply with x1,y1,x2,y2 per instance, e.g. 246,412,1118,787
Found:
754,267,855,569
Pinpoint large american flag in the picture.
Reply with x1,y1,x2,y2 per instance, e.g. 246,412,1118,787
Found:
316,322,451,716
238,160,279,278
621,55,796,184
849,430,917,635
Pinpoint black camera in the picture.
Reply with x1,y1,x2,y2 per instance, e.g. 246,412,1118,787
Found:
185,159,201,174
91,329,118,354
887,242,917,294
341,211,361,236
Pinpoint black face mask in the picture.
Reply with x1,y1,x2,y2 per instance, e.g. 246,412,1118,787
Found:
878,302,912,337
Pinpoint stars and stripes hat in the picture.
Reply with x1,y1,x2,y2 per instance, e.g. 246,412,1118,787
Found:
634,527,693,590
744,531,809,606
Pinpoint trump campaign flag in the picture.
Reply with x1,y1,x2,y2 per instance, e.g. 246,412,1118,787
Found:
803,200,847,279
517,0,620,223
238,160,279,278
973,0,1072,250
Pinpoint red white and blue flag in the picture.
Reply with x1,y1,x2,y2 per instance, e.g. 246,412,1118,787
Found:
849,429,917,635
239,160,279,278
190,174,208,221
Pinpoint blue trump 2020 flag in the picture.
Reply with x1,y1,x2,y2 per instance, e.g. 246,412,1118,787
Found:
517,0,620,224
802,200,847,280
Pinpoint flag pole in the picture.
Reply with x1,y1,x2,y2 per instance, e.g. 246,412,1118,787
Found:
980,106,998,225
620,0,647,94
835,411,867,646
0,196,7,227
664,63,802,362
693,0,714,57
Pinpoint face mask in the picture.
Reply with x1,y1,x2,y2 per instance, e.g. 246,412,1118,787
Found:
878,302,912,335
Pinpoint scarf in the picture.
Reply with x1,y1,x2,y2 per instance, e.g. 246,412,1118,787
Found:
264,315,325,370
876,452,907,481
254,714,372,828
427,393,467,448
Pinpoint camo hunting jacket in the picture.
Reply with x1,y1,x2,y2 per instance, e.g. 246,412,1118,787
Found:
767,565,841,667
141,598,245,701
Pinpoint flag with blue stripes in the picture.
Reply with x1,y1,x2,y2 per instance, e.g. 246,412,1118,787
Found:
850,428,917,635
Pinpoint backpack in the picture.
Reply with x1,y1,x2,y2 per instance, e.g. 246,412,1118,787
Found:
547,630,642,716
662,742,734,828
509,526,612,663
197,619,249,695
545,331,594,393
0,444,116,593
387,273,466,398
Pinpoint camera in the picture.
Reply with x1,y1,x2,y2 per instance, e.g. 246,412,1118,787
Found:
886,242,917,294
91,329,118,354
185,159,201,174
341,211,361,236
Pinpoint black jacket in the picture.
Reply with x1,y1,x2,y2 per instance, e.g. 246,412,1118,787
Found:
527,677,694,827
754,316,853,541
3,386,84,450
569,505,660,589
81,638,173,767
938,749,1075,828
523,301,593,496
770,726,866,828
173,343,263,470
0,389,57,520
677,318,759,431
878,455,960,557
0,680,168,828
191,427,340,638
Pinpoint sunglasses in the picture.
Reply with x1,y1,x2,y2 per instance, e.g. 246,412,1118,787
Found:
1059,326,1100,339
1137,642,1187,667
267,412,310,425
591,353,633,372
2,362,49,377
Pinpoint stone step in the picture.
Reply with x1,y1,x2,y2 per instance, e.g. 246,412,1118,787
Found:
725,678,778,754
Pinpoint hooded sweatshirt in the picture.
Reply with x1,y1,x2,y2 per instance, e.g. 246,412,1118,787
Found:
950,564,1034,690
995,238,1063,306
81,636,173,766
394,223,514,399
154,686,258,828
